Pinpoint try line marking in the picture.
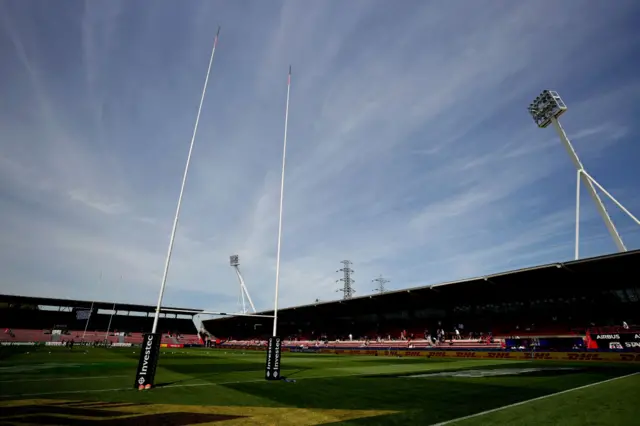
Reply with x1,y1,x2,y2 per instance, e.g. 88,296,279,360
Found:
429,371,639,426
0,375,128,384
0,364,503,398
0,371,398,398
2,367,635,401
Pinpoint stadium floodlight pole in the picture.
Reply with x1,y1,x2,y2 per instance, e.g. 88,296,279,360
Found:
552,117,625,255
230,255,257,313
230,255,246,313
528,90,626,257
238,283,246,314
151,26,221,334
581,169,640,227
236,267,256,313
272,66,292,337
576,168,640,256
575,170,581,259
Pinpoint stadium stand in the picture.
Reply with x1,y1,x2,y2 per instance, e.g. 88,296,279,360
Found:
205,250,640,352
0,295,200,345
3,250,639,353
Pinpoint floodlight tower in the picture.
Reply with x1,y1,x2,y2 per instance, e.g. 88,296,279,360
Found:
230,255,256,314
372,275,390,294
528,90,640,259
336,260,355,299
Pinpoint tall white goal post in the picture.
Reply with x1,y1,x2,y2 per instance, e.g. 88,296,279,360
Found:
134,28,288,389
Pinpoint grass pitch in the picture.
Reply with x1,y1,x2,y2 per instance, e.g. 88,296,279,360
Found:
0,346,639,425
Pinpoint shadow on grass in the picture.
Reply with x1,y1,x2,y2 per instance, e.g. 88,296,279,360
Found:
282,367,311,378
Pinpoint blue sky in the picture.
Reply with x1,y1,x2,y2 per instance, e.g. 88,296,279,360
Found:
1,0,640,315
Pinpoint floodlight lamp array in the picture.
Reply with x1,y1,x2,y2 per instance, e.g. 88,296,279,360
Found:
230,255,239,266
527,89,567,128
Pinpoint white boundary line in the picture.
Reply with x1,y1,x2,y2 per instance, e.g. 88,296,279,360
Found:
429,372,639,426
0,375,128,384
0,387,129,398
0,360,508,398
2,367,637,404
0,371,406,398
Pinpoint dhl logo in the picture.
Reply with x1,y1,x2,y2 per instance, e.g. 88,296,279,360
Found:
532,353,552,360
486,352,514,359
618,353,640,362
565,353,603,361
215,347,640,363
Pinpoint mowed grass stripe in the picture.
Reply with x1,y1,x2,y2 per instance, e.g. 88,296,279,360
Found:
3,348,640,425
0,375,129,383
430,372,640,426
0,359,519,398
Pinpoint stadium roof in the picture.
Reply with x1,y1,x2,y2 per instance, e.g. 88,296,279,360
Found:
205,248,640,324
0,294,198,315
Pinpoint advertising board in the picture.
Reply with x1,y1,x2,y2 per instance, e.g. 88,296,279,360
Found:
264,336,282,380
0,341,37,346
160,344,184,348
589,333,640,351
293,347,640,363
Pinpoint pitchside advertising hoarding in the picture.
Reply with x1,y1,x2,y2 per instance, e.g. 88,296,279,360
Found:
590,333,640,350
265,336,282,380
133,333,161,389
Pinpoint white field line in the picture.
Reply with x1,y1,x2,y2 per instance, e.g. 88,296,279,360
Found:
0,361,512,398
0,387,129,398
0,371,408,398
429,372,639,426
0,360,614,401
0,375,128,384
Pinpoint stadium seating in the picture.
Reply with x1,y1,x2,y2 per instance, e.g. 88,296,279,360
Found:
218,338,503,350
2,329,50,342
0,305,198,337
0,329,204,345
588,325,640,333
492,324,579,337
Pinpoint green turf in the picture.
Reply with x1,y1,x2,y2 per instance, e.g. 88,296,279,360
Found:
0,346,638,425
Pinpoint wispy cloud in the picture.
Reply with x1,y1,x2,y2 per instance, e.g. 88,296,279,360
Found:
0,0,639,313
